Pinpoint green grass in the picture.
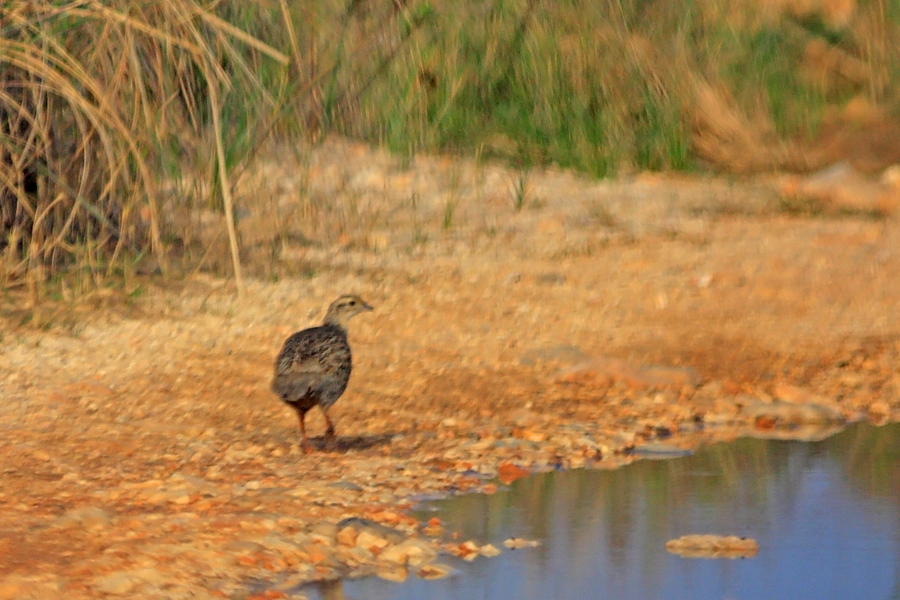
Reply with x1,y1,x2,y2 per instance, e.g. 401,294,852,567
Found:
718,26,830,139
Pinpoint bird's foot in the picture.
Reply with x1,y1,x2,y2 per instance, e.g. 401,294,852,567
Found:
324,427,338,451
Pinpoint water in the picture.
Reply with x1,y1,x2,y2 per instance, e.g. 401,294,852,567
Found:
310,422,900,600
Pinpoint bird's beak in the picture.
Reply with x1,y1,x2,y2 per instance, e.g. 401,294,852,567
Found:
363,301,374,312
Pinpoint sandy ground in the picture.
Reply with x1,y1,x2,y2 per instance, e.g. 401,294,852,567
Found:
1,138,899,598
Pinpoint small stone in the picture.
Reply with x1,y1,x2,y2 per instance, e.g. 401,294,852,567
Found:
329,481,363,491
377,539,438,566
497,463,529,485
335,517,406,544
356,530,389,552
340,545,374,565
666,534,759,559
744,398,844,430
168,488,192,505
93,573,138,595
457,541,480,561
309,522,337,545
417,563,452,580
376,566,409,582
867,401,891,425
503,537,540,549
480,544,501,557
772,383,822,405
54,506,112,530
336,526,358,547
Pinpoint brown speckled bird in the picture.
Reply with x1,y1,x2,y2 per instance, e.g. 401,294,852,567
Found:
271,294,373,452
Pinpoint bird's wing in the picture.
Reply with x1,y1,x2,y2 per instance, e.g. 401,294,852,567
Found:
276,334,323,375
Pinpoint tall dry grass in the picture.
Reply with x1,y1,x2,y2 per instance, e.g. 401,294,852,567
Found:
0,0,292,302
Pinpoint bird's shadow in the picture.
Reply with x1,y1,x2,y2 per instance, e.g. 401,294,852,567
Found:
309,433,395,453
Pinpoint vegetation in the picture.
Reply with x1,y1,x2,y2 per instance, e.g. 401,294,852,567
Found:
2,0,898,295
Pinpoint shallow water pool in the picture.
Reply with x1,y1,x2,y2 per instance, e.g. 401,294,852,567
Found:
309,422,900,600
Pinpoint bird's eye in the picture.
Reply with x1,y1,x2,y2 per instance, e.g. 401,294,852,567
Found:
349,300,356,306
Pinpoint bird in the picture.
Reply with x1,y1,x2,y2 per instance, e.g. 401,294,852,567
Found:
271,294,373,452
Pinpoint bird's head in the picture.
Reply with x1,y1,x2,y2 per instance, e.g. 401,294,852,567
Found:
323,294,373,329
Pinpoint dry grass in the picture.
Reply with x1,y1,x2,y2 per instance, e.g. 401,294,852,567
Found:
0,0,289,301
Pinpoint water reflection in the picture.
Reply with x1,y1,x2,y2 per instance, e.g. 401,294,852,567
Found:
311,422,900,600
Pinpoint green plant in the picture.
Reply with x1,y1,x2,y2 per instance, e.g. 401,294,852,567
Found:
512,168,530,212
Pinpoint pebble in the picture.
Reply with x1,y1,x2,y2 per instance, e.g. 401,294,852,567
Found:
417,563,452,580
93,573,140,595
54,506,112,530
377,539,438,566
503,538,541,549
376,565,409,582
356,530,389,551
666,535,759,559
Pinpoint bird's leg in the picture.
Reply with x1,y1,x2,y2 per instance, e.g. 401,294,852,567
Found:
323,409,337,443
297,409,311,454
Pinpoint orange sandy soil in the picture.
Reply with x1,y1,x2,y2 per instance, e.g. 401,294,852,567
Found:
1,138,898,598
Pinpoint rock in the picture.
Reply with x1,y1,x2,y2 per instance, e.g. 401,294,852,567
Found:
167,488,192,505
376,566,409,582
479,543,501,557
867,401,891,425
744,396,847,441
377,544,408,565
416,563,452,580
744,398,844,426
54,506,112,530
93,573,140,596
422,516,444,537
254,532,308,558
377,539,437,566
497,462,529,485
308,522,338,545
772,383,827,405
457,541,481,561
512,428,545,443
356,529,390,553
328,481,363,491
168,472,219,496
336,517,406,544
336,526,358,547
338,545,374,565
503,538,540,549
665,535,759,559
